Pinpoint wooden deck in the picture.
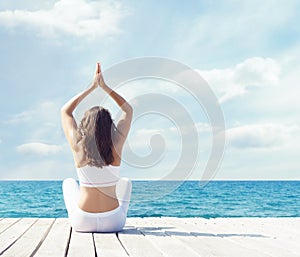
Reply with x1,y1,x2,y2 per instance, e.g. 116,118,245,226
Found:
0,218,299,257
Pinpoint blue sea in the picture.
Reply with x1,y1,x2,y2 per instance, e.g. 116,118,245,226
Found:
0,181,299,218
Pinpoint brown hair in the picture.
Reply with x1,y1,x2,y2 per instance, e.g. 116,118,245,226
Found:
76,106,115,168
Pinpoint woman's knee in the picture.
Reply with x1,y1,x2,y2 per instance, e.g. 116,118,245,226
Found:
62,178,78,191
63,177,77,185
117,177,132,205
118,177,132,189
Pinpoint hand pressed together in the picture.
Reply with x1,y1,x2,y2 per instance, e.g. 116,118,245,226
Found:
93,62,107,89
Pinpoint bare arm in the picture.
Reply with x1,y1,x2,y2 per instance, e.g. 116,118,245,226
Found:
61,63,99,151
98,65,133,146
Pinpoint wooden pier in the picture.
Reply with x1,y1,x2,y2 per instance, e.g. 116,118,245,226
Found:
0,217,299,256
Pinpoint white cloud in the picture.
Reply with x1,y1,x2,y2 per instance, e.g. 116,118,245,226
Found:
234,58,280,86
226,123,299,149
199,57,281,103
195,122,212,133
3,100,64,143
4,100,60,125
0,0,129,38
4,110,34,124
0,160,75,180
132,128,163,148
16,142,63,156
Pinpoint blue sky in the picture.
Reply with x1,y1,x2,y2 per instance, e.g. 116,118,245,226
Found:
0,0,299,180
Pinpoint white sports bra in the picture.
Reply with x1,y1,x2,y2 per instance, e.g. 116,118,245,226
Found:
76,165,120,188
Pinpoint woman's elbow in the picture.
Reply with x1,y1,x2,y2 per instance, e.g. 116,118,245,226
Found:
60,106,67,116
127,104,133,114
126,104,133,117
60,106,72,117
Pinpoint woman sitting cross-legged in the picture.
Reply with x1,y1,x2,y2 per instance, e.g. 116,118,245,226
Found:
61,62,133,232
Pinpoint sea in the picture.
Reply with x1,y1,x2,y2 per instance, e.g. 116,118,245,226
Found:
0,180,299,218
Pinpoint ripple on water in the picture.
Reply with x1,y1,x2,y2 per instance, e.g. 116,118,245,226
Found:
0,180,299,218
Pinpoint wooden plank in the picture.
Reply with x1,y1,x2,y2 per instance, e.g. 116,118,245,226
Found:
164,218,272,257
67,230,95,257
195,218,300,257
34,218,71,257
94,233,128,257
181,218,296,257
128,218,221,257
0,218,21,234
131,218,272,257
126,218,200,257
216,218,300,240
0,218,37,255
118,226,164,257
0,218,298,257
235,217,300,234
1,218,54,257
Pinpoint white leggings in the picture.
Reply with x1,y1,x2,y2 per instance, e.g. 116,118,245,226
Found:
62,177,132,233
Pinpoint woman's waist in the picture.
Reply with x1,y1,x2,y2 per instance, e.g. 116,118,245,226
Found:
79,185,117,196
76,205,122,216
78,186,119,211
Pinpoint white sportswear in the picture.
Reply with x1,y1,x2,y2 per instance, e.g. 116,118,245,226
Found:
76,164,120,187
62,172,132,233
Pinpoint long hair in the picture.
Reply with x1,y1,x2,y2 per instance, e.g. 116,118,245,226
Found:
76,106,115,168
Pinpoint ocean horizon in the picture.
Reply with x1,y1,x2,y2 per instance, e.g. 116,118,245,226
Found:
0,180,299,218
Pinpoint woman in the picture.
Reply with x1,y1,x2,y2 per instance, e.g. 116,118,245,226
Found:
61,62,133,232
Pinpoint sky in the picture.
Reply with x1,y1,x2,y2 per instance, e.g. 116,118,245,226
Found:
0,0,299,180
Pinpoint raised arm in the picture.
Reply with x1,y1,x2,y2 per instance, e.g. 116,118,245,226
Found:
61,63,99,151
98,64,133,146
